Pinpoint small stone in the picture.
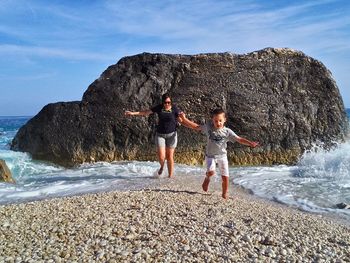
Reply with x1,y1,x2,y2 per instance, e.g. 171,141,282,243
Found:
121,251,129,257
265,248,276,258
183,245,190,251
125,234,135,240
242,235,251,243
2,221,10,228
336,203,350,209
99,240,108,247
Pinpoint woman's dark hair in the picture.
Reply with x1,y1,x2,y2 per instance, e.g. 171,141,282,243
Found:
211,108,225,117
161,93,171,103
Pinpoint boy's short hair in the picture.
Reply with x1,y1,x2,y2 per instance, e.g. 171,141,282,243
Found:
211,108,226,117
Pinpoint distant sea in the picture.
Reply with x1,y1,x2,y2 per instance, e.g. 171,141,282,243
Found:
0,110,349,221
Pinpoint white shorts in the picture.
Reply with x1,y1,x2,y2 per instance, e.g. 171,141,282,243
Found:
205,155,229,177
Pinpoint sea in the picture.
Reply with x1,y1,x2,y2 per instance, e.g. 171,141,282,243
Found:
0,111,349,222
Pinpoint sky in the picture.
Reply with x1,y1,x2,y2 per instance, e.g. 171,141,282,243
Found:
0,0,349,116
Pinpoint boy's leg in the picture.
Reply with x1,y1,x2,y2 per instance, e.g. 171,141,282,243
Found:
218,156,229,199
221,176,229,199
203,157,215,192
202,171,214,191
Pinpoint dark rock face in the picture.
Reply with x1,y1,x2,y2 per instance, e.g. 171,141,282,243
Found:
0,159,15,183
11,48,348,167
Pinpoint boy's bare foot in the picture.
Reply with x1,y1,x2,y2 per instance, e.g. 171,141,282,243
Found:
158,166,164,175
221,176,229,199
202,177,210,192
222,193,228,199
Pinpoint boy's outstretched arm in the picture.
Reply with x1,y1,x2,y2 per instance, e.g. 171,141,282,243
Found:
237,136,259,148
178,113,201,131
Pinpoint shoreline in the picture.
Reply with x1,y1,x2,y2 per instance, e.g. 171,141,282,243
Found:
3,172,349,227
233,184,350,229
1,176,349,261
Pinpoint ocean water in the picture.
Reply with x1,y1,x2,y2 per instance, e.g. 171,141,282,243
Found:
235,109,350,221
0,116,202,204
0,112,349,221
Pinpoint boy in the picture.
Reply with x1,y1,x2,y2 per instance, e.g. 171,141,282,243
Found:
180,108,259,199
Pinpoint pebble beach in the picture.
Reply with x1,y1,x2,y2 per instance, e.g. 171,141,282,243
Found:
0,176,349,262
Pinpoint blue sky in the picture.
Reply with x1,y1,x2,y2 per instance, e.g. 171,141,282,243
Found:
0,0,349,115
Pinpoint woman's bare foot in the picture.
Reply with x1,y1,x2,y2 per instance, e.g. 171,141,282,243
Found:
158,166,164,175
202,176,210,192
222,192,228,199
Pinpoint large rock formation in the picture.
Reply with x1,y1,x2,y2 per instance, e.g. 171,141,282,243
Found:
11,48,348,167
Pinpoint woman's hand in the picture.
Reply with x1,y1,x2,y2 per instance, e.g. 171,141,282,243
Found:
124,111,134,116
124,110,152,117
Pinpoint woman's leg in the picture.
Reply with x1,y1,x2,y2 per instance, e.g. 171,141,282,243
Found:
155,133,166,175
165,147,175,177
157,147,166,175
164,132,177,178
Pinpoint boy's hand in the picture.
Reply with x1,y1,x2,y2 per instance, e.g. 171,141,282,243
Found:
124,111,133,116
178,112,186,118
251,141,259,148
178,112,185,122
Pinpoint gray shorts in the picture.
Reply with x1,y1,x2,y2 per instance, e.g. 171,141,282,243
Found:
155,132,178,148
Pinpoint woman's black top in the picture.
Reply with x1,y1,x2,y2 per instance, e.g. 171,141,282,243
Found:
151,104,181,134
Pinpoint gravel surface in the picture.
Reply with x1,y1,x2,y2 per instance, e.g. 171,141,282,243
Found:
0,176,349,262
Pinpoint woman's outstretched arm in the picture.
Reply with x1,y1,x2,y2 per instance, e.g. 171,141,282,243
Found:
125,110,152,117
178,112,201,131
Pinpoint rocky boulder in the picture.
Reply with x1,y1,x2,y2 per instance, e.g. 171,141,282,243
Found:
336,203,350,209
0,159,15,183
11,48,348,167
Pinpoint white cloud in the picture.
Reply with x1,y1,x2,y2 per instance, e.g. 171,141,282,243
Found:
103,0,350,55
0,0,349,108
2,0,348,58
0,72,56,81
0,44,111,61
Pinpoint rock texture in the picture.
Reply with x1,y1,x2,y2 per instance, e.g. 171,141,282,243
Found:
11,48,348,167
0,159,15,184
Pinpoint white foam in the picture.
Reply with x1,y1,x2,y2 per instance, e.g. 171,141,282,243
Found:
0,158,203,204
233,141,350,219
297,141,350,179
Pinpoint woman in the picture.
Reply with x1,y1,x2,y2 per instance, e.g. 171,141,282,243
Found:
124,93,183,178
